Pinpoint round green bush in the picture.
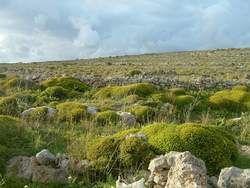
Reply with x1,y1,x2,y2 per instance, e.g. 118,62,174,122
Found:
174,95,195,106
232,85,249,92
41,77,89,92
151,92,175,103
128,70,143,76
119,137,154,168
56,102,87,122
0,96,19,116
95,83,156,99
1,77,38,91
87,137,120,171
0,115,32,173
23,107,50,122
168,88,186,96
140,123,238,175
129,105,155,123
209,89,250,112
40,86,70,101
94,110,121,126
0,73,6,79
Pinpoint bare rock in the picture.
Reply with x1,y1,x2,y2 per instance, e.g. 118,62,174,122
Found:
117,111,136,126
6,156,33,180
36,149,56,166
217,167,250,188
116,176,145,188
148,151,207,188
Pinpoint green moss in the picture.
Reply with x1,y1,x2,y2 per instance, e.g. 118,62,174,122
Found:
129,105,155,123
168,88,186,96
95,83,156,99
94,110,121,126
209,88,250,112
174,95,195,106
1,77,38,91
140,123,239,175
56,102,87,122
0,96,19,116
41,77,89,92
0,115,32,173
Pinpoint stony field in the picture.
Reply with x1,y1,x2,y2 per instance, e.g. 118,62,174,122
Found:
0,49,250,187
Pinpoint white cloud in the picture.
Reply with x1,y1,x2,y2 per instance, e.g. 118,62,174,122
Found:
0,0,250,63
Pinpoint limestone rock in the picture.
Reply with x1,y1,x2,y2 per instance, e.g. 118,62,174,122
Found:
116,176,145,188
87,106,100,115
148,151,207,188
6,156,33,180
217,167,250,188
117,111,136,126
35,149,56,166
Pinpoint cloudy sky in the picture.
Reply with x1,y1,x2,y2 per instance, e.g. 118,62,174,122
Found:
0,0,250,63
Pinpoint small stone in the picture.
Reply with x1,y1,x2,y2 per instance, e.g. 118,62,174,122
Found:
36,149,56,166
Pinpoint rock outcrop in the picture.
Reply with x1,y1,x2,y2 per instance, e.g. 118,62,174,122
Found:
148,151,207,188
217,167,250,188
6,149,70,184
117,111,136,126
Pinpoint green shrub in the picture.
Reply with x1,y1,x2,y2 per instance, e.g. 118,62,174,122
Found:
23,107,50,122
95,83,156,99
128,70,143,76
129,105,155,123
41,86,70,101
174,95,195,106
232,85,249,92
209,89,250,112
119,137,154,168
94,110,121,126
151,92,175,103
1,77,38,91
168,88,186,96
121,95,140,105
0,73,6,79
41,77,89,92
87,129,154,173
87,137,120,171
0,115,32,173
56,102,87,122
140,123,238,175
0,96,19,116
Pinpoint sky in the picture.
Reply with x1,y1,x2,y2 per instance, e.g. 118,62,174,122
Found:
0,0,250,63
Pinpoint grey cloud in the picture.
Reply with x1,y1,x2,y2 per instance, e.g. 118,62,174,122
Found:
0,0,250,63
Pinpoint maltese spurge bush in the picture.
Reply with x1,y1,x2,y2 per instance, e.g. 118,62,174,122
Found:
94,110,121,126
209,88,250,112
0,96,19,116
41,77,89,92
1,77,39,92
174,95,195,106
140,123,238,175
0,115,32,173
232,85,249,92
129,105,155,123
95,83,156,99
119,137,154,168
168,88,186,96
56,102,87,122
87,128,154,173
